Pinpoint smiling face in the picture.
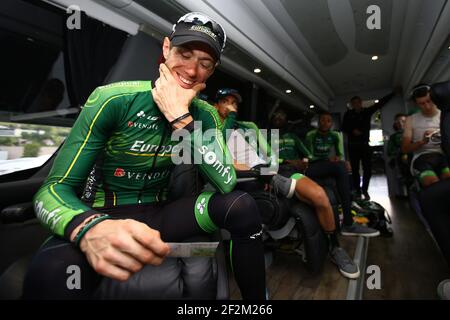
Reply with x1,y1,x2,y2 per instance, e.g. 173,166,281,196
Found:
162,37,217,89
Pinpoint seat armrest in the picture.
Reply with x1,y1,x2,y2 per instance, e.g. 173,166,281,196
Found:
236,168,275,181
1,202,35,224
236,169,260,179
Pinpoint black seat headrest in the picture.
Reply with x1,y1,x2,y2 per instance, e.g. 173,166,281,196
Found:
431,80,450,111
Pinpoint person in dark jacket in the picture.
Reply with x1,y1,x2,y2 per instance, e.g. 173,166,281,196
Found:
342,88,400,199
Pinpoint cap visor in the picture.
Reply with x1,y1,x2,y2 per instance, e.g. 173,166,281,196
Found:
171,35,220,60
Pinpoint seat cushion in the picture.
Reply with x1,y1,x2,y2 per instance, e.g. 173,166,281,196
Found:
93,257,217,300
0,256,32,300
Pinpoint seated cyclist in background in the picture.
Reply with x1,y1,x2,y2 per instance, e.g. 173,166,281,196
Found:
23,13,266,300
387,113,409,167
213,88,360,279
274,109,379,238
387,113,412,185
270,109,311,174
402,84,450,188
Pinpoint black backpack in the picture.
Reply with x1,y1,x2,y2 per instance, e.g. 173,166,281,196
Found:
353,199,393,237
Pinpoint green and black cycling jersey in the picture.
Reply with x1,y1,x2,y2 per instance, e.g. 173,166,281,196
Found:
222,112,312,165
222,113,307,182
305,129,344,161
276,132,311,162
387,130,403,158
34,81,236,238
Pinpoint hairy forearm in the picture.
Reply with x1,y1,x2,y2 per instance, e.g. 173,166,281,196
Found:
402,140,426,154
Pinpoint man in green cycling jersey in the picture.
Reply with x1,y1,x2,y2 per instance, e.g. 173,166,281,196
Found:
305,112,379,237
24,12,266,300
387,113,407,161
214,88,361,279
387,113,411,184
270,109,311,173
304,112,348,165
270,109,379,237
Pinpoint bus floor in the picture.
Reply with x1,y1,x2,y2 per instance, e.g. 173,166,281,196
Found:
228,232,358,300
229,175,450,300
363,175,450,299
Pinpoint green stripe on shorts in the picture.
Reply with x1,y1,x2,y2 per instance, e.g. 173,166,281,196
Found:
419,170,437,181
291,173,305,180
442,167,450,175
194,191,219,233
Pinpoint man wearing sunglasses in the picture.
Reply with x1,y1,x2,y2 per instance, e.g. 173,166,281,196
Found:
25,13,266,300
402,84,450,188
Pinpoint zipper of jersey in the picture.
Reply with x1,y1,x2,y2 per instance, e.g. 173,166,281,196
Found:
138,121,169,204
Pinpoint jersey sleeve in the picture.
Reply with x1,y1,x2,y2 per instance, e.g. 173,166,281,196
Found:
304,130,317,160
222,111,237,140
387,134,397,157
333,131,344,159
244,121,278,165
33,86,126,239
254,123,273,160
190,100,237,194
293,134,313,159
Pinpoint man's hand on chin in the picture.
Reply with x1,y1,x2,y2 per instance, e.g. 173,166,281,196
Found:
152,63,205,122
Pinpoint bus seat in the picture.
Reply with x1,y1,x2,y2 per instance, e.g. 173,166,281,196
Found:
0,164,229,300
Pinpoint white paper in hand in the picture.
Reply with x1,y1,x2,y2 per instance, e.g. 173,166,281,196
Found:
167,242,219,257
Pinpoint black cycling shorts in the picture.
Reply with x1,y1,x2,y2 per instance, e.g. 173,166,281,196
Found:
413,152,450,180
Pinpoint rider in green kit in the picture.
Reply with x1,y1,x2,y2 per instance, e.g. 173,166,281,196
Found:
305,112,380,237
24,12,266,300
